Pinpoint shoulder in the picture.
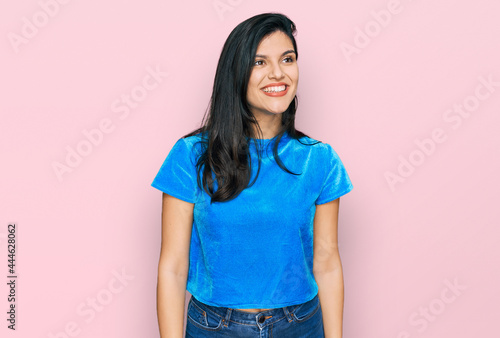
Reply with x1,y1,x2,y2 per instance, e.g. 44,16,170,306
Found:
293,135,347,171
177,132,206,158
291,134,333,157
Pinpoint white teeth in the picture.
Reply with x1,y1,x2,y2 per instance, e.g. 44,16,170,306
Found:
263,85,286,93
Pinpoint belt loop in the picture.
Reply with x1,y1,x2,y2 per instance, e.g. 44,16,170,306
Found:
222,308,232,327
282,305,293,322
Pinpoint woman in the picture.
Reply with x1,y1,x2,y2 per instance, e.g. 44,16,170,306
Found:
152,13,353,338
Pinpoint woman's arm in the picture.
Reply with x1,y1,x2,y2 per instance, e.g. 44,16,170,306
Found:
313,198,344,338
157,193,194,338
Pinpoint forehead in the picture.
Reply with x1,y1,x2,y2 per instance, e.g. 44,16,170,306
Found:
256,31,294,52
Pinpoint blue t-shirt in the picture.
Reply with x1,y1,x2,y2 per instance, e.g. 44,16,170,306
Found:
151,130,353,308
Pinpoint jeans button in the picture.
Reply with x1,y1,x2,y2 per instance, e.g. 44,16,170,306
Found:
258,316,265,323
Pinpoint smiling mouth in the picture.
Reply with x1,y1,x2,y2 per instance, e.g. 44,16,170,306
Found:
262,85,287,93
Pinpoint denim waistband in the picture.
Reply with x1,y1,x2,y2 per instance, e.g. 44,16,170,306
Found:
189,293,319,327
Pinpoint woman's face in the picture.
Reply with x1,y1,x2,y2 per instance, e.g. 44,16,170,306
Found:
246,31,299,118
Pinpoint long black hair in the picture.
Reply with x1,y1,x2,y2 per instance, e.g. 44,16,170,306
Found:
182,12,320,203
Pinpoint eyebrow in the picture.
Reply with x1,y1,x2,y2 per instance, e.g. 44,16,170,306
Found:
254,49,296,59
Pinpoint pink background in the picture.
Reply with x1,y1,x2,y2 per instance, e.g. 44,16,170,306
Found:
1,0,499,337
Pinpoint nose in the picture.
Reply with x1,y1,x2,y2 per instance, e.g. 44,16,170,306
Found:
268,61,284,79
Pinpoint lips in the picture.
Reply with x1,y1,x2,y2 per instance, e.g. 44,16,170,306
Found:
261,82,288,90
261,82,289,97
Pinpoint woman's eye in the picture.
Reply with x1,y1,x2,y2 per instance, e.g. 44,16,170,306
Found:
254,60,264,66
283,56,294,63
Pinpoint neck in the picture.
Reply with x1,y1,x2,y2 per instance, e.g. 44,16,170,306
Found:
249,110,283,139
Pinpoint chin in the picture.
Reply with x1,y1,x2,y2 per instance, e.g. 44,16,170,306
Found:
263,102,292,113
272,104,292,114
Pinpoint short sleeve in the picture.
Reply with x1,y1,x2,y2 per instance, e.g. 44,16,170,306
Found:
315,144,353,205
151,138,199,203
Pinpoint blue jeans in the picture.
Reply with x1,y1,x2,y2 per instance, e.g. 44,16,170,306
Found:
185,293,325,337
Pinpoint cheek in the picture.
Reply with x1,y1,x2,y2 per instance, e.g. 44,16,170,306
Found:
246,82,259,103
290,68,299,83
247,75,263,98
